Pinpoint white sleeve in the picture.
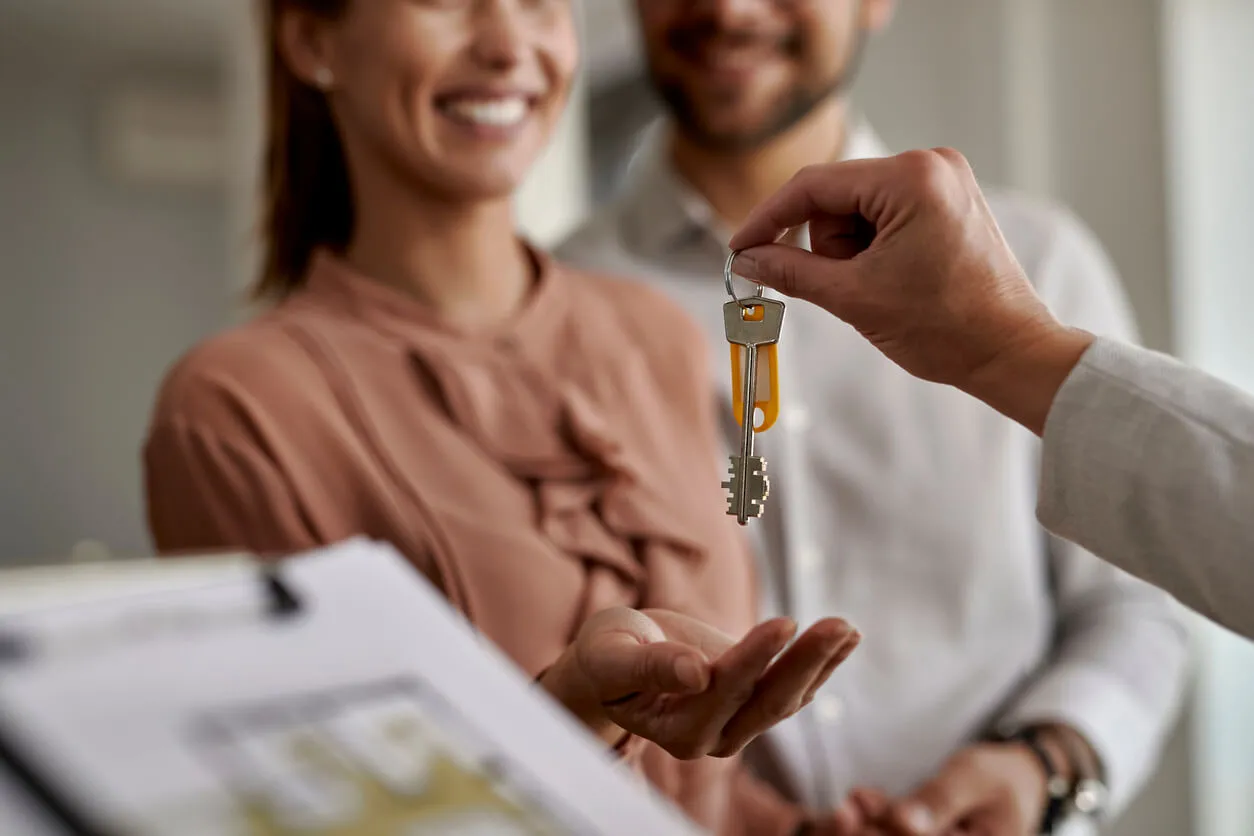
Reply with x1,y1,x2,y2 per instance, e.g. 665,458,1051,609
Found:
1040,336,1254,643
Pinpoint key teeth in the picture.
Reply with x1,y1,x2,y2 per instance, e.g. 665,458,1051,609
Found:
723,456,770,517
724,498,767,518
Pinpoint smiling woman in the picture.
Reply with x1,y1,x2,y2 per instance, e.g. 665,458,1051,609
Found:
141,2,859,834
255,0,578,298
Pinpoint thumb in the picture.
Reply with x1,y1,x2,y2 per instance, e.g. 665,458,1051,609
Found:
580,632,710,701
888,764,986,836
733,244,855,306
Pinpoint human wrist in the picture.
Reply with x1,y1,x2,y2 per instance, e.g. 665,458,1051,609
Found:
1028,727,1077,785
538,647,625,745
964,318,1095,437
1036,723,1103,779
985,728,1073,835
1037,723,1108,818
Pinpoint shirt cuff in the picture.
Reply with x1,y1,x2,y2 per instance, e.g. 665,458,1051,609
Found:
1038,336,1156,545
994,662,1163,816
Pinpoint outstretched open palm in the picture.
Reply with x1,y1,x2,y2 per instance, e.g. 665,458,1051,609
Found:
570,607,859,760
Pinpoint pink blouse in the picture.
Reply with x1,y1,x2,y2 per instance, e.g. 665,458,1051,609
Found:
144,247,804,835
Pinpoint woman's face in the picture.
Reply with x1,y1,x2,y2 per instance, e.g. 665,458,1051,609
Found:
285,0,578,201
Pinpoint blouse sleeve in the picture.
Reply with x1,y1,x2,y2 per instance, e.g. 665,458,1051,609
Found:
144,418,318,558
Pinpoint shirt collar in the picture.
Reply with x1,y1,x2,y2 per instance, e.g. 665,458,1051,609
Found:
295,243,569,351
620,114,892,258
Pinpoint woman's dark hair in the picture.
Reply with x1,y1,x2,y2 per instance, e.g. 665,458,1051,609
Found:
256,0,352,300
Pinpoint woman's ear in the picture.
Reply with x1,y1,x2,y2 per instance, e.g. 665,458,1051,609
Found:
277,6,340,90
860,0,895,33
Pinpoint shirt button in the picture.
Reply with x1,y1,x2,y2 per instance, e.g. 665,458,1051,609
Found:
815,695,845,725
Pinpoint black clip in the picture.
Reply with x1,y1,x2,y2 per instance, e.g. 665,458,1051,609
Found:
260,564,303,619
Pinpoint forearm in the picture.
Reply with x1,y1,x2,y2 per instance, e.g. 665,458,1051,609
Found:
1038,337,1254,639
964,323,1096,437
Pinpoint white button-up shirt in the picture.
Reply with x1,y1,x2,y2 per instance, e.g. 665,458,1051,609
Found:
558,121,1189,819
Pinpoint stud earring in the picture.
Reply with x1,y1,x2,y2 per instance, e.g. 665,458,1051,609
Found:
313,67,334,90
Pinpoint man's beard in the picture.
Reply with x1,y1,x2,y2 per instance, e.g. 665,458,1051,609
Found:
649,32,868,153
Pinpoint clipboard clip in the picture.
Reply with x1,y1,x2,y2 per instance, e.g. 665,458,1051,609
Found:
260,563,303,619
0,562,305,670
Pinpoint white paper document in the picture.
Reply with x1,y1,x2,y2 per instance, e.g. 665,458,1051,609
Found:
0,539,702,836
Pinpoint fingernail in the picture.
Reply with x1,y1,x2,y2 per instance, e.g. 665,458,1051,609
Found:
675,656,706,692
900,803,934,834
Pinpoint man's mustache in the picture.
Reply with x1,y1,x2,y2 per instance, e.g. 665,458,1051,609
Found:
665,23,802,57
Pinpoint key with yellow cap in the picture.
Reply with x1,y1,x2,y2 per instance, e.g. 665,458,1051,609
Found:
721,295,785,526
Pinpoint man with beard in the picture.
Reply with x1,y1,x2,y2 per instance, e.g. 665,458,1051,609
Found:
558,2,1188,834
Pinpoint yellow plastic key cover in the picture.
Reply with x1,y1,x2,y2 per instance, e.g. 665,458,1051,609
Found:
729,303,780,432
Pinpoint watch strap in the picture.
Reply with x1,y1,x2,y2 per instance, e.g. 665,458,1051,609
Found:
1053,731,1109,820
997,729,1072,835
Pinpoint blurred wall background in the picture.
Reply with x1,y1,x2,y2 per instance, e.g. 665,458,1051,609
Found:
0,2,230,565
2,1,1252,834
1162,3,1254,835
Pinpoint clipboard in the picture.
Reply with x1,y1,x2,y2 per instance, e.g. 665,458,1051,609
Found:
0,539,702,836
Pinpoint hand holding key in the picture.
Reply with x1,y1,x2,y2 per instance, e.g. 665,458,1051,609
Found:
723,251,786,525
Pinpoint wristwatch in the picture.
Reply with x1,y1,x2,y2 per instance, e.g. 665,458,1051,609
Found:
989,727,1072,835
1056,730,1111,822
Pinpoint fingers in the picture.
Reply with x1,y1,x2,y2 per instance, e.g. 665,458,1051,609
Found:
823,794,873,836
849,787,891,822
711,619,860,757
708,617,797,702
801,625,861,703
733,244,859,305
640,617,796,761
886,757,986,836
700,618,797,727
728,148,974,255
829,805,862,836
729,160,886,251
809,213,877,261
817,788,893,836
580,631,711,702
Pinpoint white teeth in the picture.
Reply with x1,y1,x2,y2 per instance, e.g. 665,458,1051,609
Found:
443,96,529,128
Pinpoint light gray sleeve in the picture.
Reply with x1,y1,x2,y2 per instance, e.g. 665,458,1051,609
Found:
1040,336,1254,642
994,209,1188,812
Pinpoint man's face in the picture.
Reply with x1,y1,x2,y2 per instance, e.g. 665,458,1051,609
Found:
635,0,890,151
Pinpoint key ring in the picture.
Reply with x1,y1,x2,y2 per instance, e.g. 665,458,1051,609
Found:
724,250,764,309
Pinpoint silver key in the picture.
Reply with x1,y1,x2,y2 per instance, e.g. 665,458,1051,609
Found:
721,297,785,525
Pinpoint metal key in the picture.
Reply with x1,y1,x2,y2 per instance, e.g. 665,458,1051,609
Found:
722,297,786,525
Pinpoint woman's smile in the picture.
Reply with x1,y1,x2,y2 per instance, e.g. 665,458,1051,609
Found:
436,89,540,139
